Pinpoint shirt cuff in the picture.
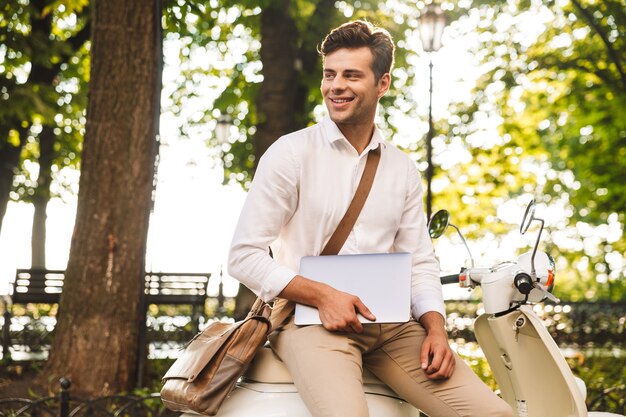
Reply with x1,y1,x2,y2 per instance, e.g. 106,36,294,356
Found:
411,299,447,322
259,265,298,302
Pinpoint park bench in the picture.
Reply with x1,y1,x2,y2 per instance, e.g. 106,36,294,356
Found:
142,271,212,324
11,268,66,305
10,268,211,313
3,268,212,361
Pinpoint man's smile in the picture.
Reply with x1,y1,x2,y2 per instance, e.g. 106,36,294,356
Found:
330,97,354,103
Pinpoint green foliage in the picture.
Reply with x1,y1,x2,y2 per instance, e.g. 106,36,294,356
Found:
439,0,625,301
159,1,626,302
505,0,625,226
144,358,176,392
162,0,473,188
0,0,89,203
457,344,500,391
568,355,626,414
475,0,624,216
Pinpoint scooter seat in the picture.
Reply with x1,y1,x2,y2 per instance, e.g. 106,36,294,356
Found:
243,345,386,385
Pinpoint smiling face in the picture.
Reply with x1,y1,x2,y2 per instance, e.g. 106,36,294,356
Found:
321,47,390,129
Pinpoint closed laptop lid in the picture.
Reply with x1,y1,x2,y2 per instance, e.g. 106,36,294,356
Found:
294,252,411,325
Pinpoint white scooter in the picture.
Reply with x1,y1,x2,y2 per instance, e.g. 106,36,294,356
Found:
182,200,622,417
427,200,623,417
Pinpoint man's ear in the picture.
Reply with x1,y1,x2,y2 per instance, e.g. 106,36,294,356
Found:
377,73,391,98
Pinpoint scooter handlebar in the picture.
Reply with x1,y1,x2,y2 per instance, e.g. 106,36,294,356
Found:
440,274,459,285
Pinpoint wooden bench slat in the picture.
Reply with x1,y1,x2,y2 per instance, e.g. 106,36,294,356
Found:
11,270,211,308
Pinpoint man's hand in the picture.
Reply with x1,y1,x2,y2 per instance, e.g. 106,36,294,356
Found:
279,275,376,333
419,311,455,380
317,287,376,333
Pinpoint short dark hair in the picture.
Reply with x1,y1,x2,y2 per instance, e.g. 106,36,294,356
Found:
319,20,395,82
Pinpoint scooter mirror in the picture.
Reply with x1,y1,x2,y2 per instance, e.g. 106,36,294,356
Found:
520,200,536,235
428,210,450,239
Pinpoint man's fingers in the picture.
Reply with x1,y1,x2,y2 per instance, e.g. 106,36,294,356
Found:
426,350,455,380
427,349,444,374
421,341,453,378
319,293,375,332
350,319,363,333
446,358,456,378
354,298,376,321
420,340,432,370
445,352,456,377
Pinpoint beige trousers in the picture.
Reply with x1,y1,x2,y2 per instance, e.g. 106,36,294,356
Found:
269,318,514,417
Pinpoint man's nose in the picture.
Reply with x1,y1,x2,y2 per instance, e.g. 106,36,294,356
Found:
331,76,346,90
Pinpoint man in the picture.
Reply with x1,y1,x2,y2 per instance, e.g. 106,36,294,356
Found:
228,20,513,417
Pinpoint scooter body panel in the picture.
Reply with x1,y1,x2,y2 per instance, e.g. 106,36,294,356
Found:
474,305,588,417
180,345,421,417
191,381,420,417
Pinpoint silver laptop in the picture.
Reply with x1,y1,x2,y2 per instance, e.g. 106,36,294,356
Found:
294,252,411,325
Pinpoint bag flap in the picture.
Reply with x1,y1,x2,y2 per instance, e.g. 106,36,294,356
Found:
163,321,241,383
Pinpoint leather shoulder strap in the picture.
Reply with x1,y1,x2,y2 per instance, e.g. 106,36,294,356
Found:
320,146,381,255
269,146,382,329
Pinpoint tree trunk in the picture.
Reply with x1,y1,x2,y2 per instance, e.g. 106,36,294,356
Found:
41,0,162,396
254,0,298,160
233,0,298,320
26,0,54,261
31,126,55,268
293,0,336,128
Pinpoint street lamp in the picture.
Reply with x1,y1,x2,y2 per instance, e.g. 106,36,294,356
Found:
418,3,447,220
215,114,233,144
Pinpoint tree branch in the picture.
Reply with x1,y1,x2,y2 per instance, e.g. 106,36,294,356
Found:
569,0,626,90
49,18,92,77
67,20,92,56
301,0,336,73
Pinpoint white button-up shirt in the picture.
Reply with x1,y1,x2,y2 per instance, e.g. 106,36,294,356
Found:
228,116,445,320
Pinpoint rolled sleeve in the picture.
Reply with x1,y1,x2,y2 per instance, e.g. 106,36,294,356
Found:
261,265,298,301
412,293,447,321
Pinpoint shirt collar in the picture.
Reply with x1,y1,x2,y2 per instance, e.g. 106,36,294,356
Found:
321,115,387,152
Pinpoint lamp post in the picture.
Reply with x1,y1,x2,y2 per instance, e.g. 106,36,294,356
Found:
215,114,233,145
418,3,447,220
